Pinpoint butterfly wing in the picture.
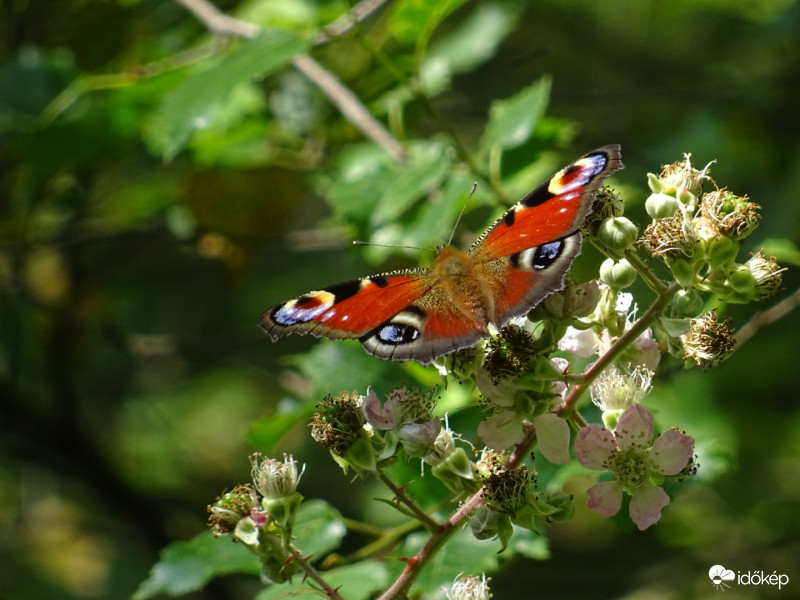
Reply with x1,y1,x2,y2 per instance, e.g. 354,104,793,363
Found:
258,270,484,365
470,145,623,325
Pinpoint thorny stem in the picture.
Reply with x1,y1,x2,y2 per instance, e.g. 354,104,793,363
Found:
285,543,346,600
377,470,440,532
559,282,681,416
377,418,540,600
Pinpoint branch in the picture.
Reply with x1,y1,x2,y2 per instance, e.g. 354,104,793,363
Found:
176,0,406,162
736,286,800,346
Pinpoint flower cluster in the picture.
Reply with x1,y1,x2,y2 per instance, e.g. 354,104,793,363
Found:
207,454,304,583
640,155,784,367
204,150,785,597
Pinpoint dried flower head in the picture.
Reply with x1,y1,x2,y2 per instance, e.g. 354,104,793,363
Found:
681,309,736,369
700,189,761,239
484,325,538,381
648,153,712,199
640,211,697,258
250,453,303,500
746,251,785,300
447,574,493,600
207,484,260,537
310,391,365,455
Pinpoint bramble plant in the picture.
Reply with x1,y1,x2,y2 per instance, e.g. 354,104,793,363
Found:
84,2,797,600
195,152,779,599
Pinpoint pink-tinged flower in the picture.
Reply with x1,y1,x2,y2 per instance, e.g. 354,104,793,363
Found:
558,326,598,358
362,387,441,458
574,405,694,530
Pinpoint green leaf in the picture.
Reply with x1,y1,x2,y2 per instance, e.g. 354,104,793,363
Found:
390,0,468,46
421,2,520,94
392,527,504,596
247,403,316,453
369,141,451,227
134,501,345,599
133,531,260,599
151,29,308,160
255,560,390,600
481,76,552,151
758,237,800,266
292,499,347,558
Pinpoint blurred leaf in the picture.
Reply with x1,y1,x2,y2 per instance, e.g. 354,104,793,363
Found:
390,0,468,46
758,237,800,266
288,342,410,398
151,29,308,160
322,141,451,233
248,403,315,453
392,527,504,595
133,531,260,599
481,76,552,151
255,560,390,600
421,2,520,94
369,141,452,227
293,499,347,557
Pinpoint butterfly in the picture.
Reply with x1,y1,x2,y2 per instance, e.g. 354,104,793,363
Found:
259,145,623,365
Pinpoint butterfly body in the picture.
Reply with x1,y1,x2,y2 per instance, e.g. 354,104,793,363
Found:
260,145,623,365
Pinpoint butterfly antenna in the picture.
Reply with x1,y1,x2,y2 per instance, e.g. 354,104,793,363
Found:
352,240,436,253
447,182,478,247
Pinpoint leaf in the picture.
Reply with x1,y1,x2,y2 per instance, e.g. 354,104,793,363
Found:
255,560,390,600
248,403,316,453
481,76,552,151
369,141,451,227
391,527,504,596
134,501,345,599
133,531,260,599
758,237,800,266
292,499,347,558
421,2,520,94
151,29,308,160
390,0,468,46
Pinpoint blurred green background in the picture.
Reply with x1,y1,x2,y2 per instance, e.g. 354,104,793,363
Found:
1,0,799,598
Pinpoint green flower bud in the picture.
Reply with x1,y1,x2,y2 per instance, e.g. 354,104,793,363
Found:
670,289,704,318
705,235,739,271
469,505,505,540
725,265,756,297
665,257,697,288
599,258,637,289
540,491,575,522
645,193,680,219
597,217,638,251
676,187,698,208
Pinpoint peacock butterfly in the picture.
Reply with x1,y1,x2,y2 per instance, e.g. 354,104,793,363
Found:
259,145,623,365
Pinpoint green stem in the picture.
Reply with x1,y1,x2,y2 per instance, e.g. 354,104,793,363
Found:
559,282,680,414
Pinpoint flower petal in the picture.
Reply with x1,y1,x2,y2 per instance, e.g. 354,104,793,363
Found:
398,419,442,457
651,429,694,475
615,404,654,450
586,480,623,517
478,411,522,449
575,425,617,470
629,484,670,530
558,326,598,358
476,368,516,407
362,389,394,430
533,413,571,465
